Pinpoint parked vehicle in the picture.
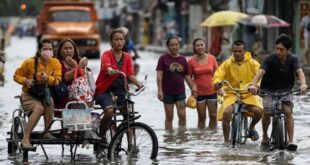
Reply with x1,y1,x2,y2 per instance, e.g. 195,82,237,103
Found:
36,1,101,58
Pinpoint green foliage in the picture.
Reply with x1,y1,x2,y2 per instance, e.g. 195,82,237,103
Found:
0,0,43,16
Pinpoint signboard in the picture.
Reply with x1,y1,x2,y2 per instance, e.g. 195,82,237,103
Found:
62,109,92,131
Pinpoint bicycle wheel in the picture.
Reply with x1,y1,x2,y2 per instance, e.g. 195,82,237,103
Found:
231,115,240,147
8,117,24,155
276,117,287,150
107,122,158,161
240,115,248,144
93,123,116,155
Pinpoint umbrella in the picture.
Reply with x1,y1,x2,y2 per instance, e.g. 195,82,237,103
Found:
201,10,248,27
238,15,290,28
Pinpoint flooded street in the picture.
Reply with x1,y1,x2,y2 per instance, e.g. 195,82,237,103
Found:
1,36,310,164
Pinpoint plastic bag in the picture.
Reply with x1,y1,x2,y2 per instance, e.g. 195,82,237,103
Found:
186,95,196,109
68,67,94,102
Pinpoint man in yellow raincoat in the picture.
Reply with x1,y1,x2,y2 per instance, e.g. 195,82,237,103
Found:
213,40,263,143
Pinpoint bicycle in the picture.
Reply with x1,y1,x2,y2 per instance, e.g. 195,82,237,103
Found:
94,71,158,161
220,80,252,147
7,96,99,162
258,89,301,151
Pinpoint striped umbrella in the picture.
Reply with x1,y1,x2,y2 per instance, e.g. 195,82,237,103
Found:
238,14,290,28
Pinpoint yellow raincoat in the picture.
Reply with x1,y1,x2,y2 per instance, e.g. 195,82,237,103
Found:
213,52,262,120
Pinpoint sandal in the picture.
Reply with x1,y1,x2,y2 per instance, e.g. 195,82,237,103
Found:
20,142,36,150
99,137,108,149
247,130,259,141
287,143,298,151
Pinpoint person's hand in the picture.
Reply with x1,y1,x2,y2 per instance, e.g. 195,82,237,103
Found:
25,79,34,88
109,69,119,75
65,56,78,69
300,84,308,95
157,90,163,101
135,83,144,92
79,57,88,68
249,84,258,94
41,72,47,82
191,89,197,98
218,88,225,96
214,82,223,90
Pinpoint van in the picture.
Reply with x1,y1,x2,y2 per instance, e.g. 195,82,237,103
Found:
37,1,100,58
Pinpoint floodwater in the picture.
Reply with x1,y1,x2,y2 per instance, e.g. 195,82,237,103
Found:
0,36,310,164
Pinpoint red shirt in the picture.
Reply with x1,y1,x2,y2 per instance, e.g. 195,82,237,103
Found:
95,49,134,96
188,55,218,96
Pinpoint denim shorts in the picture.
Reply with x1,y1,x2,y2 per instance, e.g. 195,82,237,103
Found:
262,93,293,114
95,92,126,111
163,93,186,104
196,93,217,102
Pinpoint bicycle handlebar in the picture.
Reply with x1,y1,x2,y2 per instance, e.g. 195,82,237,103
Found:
258,89,300,99
220,80,251,93
116,70,147,96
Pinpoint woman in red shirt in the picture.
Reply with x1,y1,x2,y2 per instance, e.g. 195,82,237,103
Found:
95,29,142,147
188,38,219,129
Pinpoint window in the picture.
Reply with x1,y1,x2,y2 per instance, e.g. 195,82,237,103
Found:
49,11,90,22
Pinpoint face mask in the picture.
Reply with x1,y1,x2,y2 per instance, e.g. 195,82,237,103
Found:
41,50,53,60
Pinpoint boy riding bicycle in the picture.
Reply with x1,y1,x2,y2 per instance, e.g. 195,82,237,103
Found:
250,34,308,151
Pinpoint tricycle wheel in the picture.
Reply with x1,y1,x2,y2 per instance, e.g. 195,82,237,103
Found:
8,117,24,155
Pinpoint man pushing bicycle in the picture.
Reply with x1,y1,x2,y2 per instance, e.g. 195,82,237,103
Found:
213,40,263,143
250,34,308,151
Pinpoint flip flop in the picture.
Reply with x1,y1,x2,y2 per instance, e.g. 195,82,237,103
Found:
247,130,259,141
20,143,36,151
287,143,298,151
261,141,269,147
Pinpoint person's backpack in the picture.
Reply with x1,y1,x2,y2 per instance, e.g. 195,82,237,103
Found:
306,21,310,31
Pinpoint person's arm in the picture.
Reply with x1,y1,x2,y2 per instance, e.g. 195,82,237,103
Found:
184,74,197,97
157,70,164,101
128,75,141,88
212,62,226,90
187,59,194,79
249,69,265,94
63,56,78,82
13,59,32,87
296,68,308,94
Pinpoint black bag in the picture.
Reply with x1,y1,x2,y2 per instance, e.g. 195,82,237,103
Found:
52,81,68,101
29,82,45,99
28,57,45,99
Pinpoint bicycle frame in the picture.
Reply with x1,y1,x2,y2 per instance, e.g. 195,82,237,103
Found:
221,80,252,147
259,89,300,150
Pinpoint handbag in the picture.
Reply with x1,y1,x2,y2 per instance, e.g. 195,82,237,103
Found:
28,57,45,99
52,81,68,101
29,82,45,99
68,66,94,102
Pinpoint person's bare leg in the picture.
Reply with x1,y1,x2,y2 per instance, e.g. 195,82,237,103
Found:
207,100,218,130
196,101,206,129
283,105,294,144
100,108,114,137
222,106,233,142
164,104,174,131
176,100,186,128
247,105,262,130
22,106,45,145
43,99,54,130
261,113,271,143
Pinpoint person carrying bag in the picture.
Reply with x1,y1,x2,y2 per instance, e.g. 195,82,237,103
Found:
68,66,95,104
